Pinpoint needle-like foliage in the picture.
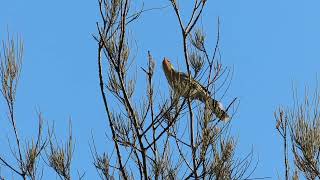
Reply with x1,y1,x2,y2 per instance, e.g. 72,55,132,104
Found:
93,0,255,179
276,88,320,180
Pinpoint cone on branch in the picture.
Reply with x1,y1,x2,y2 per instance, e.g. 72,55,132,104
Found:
162,58,230,121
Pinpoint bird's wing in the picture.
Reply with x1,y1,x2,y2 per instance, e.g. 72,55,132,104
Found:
176,72,211,101
178,72,230,121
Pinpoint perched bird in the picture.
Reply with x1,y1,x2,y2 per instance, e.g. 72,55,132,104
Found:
162,58,230,121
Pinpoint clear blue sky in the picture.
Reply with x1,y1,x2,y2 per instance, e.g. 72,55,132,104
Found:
1,0,320,179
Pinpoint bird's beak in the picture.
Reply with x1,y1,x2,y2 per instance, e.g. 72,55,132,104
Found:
163,58,173,70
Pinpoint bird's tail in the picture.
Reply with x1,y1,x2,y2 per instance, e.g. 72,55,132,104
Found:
209,98,230,122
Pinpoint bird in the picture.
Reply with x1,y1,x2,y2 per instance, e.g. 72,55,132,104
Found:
162,58,230,121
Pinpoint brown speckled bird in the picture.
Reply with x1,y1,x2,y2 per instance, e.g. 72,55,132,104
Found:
162,58,230,121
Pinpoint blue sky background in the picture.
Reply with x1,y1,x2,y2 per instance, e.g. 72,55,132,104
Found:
1,0,320,179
